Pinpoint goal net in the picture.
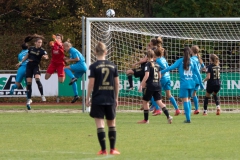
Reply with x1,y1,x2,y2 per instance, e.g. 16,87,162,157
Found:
86,18,240,112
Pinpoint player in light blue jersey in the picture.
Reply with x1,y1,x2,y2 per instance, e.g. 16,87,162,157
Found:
161,47,204,123
190,45,205,114
63,39,87,103
154,46,181,116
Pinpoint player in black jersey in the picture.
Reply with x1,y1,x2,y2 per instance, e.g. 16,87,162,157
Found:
86,42,120,155
17,34,48,105
137,49,173,124
202,54,221,115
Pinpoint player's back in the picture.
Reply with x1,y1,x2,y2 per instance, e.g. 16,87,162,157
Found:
207,64,221,86
18,49,28,66
69,47,85,63
145,61,160,91
89,60,118,105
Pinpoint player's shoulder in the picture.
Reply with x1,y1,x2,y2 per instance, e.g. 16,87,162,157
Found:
40,47,46,51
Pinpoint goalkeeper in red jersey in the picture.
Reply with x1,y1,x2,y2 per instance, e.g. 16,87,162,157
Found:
45,34,65,82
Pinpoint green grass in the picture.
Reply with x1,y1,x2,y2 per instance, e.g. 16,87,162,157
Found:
0,106,239,160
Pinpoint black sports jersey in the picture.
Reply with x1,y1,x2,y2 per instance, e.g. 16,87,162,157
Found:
144,61,160,91
28,46,47,64
89,60,118,105
206,64,221,86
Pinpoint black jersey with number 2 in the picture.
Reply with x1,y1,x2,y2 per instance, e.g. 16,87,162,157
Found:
28,46,47,64
145,61,160,91
89,60,118,105
206,64,221,86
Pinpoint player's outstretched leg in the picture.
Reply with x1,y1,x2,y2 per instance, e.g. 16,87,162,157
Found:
71,82,79,103
64,68,77,85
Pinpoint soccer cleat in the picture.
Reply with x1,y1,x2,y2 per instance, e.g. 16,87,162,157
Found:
203,111,208,116
69,78,77,85
110,149,120,155
26,99,32,105
194,110,200,114
137,120,149,124
97,150,108,155
167,116,173,124
7,92,13,95
184,120,191,123
26,104,31,110
216,108,221,115
152,110,162,116
71,95,79,103
41,95,46,102
174,109,181,116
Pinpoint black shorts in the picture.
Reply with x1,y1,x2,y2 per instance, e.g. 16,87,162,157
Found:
26,62,41,78
90,104,116,120
206,85,221,94
142,87,161,101
133,68,144,80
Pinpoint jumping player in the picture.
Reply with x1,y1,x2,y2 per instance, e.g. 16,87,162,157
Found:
138,49,173,124
63,39,87,103
45,34,65,82
190,45,205,114
86,42,120,155
202,54,221,115
16,34,48,106
161,47,204,123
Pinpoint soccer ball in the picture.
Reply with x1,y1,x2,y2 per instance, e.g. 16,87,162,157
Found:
106,9,115,18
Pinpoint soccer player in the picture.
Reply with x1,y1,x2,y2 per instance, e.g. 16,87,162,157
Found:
45,34,65,82
190,45,205,114
86,42,120,155
16,34,48,105
138,49,173,124
154,46,181,116
161,47,204,123
63,39,87,103
202,54,221,115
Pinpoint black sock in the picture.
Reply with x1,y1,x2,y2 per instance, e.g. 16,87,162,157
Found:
108,127,116,149
27,82,32,99
97,128,106,151
162,107,170,118
127,75,133,87
144,110,149,121
36,78,43,95
213,95,220,106
204,97,209,110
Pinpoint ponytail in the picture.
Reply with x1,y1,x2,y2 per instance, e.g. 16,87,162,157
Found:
191,45,203,64
24,34,45,43
183,47,192,70
210,54,220,66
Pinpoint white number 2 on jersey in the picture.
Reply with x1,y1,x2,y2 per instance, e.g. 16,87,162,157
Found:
184,66,193,77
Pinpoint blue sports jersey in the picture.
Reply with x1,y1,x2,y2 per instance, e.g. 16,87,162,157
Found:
18,49,28,66
191,55,205,85
161,58,203,89
156,57,170,81
69,47,85,64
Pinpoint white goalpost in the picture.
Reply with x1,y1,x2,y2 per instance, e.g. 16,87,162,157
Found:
86,18,240,112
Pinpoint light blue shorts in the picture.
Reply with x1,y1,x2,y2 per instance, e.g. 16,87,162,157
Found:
194,84,200,91
16,65,26,83
179,88,194,98
70,63,87,78
160,79,171,91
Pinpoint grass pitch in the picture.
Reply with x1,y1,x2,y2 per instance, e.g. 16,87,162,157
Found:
0,105,239,160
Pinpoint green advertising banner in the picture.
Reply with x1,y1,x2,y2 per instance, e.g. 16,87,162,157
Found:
118,72,240,97
58,76,83,96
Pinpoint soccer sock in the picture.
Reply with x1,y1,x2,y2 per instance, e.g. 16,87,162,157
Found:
10,84,18,93
108,127,116,149
213,95,220,106
169,96,178,110
97,128,106,151
162,107,170,118
144,110,149,121
203,97,209,111
183,102,190,121
193,96,199,110
151,97,160,110
27,82,32,99
188,101,192,119
127,75,133,88
72,82,78,96
64,68,75,79
35,78,43,96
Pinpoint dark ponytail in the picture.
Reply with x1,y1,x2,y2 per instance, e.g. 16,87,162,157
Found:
183,47,192,70
24,34,45,43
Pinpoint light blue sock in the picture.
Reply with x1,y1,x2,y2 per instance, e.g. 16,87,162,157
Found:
151,97,160,110
10,84,18,94
64,68,75,79
184,102,190,121
188,101,192,119
169,96,178,110
193,96,199,110
72,82,78,96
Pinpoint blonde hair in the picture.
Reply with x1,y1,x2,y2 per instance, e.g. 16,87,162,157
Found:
151,36,163,48
147,49,155,67
95,42,107,56
191,45,203,64
210,54,220,66
63,38,72,47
